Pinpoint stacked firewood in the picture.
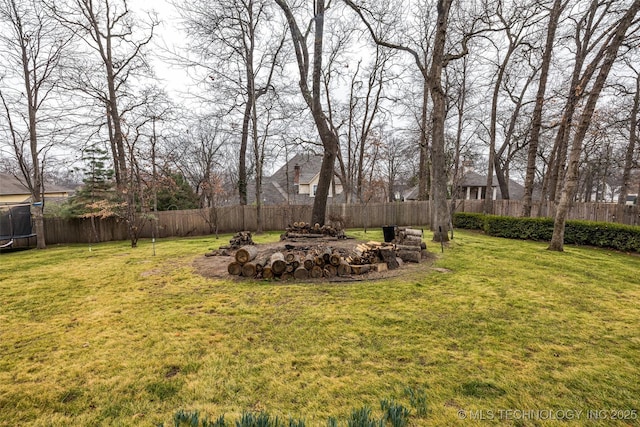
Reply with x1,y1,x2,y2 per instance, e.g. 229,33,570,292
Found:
393,227,427,263
229,231,254,248
345,241,398,274
281,222,345,239
228,245,355,280
205,231,255,257
225,228,428,280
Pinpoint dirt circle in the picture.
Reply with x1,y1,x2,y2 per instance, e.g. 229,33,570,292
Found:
192,237,436,282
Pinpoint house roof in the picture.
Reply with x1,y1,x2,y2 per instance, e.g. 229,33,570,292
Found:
460,171,498,187
0,172,72,198
243,153,346,205
270,153,323,184
403,170,527,201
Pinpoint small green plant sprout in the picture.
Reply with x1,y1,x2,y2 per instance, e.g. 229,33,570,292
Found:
346,406,384,427
380,399,410,427
172,409,225,427
288,417,306,427
404,387,428,417
236,411,282,427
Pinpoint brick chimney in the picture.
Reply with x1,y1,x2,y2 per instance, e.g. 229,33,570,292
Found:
294,164,300,185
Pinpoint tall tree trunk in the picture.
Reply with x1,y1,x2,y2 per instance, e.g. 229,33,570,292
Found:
523,0,564,216
275,0,339,226
618,71,639,204
484,45,514,213
549,0,640,251
543,0,603,204
239,98,251,206
19,14,45,249
418,78,430,201
429,0,453,243
449,58,467,216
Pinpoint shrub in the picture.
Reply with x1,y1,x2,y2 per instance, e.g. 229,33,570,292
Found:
452,213,640,252
452,212,485,230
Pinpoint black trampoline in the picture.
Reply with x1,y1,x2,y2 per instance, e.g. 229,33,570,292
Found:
0,204,36,249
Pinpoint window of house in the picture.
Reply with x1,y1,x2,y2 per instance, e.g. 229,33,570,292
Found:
312,184,317,196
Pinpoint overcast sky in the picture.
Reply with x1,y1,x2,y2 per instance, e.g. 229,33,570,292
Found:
131,0,193,101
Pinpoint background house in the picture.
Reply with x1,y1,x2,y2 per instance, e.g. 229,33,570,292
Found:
458,170,526,200
247,153,345,205
404,169,526,201
0,173,72,205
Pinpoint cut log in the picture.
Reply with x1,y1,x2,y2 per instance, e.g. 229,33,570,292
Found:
235,245,258,264
395,243,423,251
270,252,287,275
321,247,332,264
373,263,388,272
294,266,309,280
337,260,351,276
309,265,323,279
284,252,296,263
286,233,325,238
379,248,399,270
241,263,257,277
227,261,242,276
402,228,423,237
402,235,423,246
350,264,370,275
397,250,421,263
262,267,274,279
256,256,270,272
329,253,342,266
323,264,337,278
303,254,315,270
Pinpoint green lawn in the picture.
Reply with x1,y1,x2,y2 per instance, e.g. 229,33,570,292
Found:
0,230,639,426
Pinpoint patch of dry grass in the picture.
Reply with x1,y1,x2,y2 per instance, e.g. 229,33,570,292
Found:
0,230,638,426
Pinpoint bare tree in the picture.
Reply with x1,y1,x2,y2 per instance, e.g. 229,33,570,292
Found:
344,0,483,241
177,0,286,211
273,0,342,226
478,0,544,213
0,0,71,249
618,59,640,204
522,0,568,216
47,0,158,247
541,0,622,204
549,0,640,251
48,0,157,189
335,44,396,204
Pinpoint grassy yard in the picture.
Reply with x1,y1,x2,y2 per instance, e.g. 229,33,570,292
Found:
0,229,639,426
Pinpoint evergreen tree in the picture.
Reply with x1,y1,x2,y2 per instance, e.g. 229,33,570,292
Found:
66,147,117,217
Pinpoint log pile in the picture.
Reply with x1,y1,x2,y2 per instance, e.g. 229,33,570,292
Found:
222,227,429,280
228,245,361,280
281,222,345,240
346,241,398,273
205,231,254,257
228,231,254,248
393,227,427,263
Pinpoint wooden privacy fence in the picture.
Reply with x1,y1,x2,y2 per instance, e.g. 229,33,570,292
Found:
42,200,638,244
455,199,640,226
